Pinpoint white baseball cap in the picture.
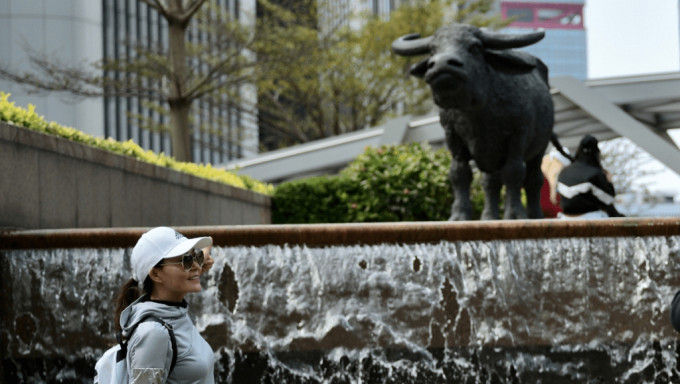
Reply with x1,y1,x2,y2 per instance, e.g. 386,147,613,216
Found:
130,227,213,283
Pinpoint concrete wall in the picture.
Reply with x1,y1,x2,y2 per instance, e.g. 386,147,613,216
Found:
0,122,271,229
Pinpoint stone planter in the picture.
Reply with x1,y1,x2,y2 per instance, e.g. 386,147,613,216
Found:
0,122,270,229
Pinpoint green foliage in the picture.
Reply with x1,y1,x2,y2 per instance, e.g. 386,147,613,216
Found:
469,172,486,220
254,0,455,149
452,0,512,28
0,92,273,195
272,176,358,224
272,143,494,223
340,143,453,221
254,0,509,150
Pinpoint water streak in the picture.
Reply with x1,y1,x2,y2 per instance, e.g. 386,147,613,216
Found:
2,236,680,382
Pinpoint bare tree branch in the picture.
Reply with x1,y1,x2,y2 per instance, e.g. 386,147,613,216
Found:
181,0,210,22
140,0,169,18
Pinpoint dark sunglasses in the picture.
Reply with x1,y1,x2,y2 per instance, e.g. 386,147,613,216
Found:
160,248,204,271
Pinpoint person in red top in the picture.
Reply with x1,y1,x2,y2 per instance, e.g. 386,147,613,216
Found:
540,148,571,218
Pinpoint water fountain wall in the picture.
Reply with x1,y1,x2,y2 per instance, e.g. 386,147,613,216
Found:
2,218,680,383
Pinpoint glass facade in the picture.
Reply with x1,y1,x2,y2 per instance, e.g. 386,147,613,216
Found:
501,0,587,80
101,0,252,164
502,1,583,30
348,0,588,80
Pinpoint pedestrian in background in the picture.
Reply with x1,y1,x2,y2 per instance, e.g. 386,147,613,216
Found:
557,135,624,218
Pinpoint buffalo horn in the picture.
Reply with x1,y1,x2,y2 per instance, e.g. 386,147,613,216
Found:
478,28,545,49
392,33,433,56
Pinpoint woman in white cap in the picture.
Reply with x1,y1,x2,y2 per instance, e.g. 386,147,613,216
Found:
113,226,215,383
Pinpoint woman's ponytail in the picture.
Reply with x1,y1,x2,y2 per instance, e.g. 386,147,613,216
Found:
114,264,158,331
114,278,145,332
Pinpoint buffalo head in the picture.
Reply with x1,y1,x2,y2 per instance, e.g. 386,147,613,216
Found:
392,24,545,109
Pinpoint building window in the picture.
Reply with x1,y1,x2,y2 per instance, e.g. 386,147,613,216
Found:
501,2,583,30
102,0,247,163
507,7,533,23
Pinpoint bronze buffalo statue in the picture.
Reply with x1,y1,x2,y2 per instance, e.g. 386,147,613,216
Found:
393,23,567,220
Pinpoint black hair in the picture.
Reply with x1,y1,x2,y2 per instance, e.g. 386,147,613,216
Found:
113,261,161,333
574,134,602,168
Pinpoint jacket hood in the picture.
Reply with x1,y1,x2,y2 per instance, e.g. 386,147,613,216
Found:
119,295,188,338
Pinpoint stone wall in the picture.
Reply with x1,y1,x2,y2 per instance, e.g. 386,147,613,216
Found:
0,122,270,229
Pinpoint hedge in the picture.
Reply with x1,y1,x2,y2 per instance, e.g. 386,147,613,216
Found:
273,142,490,223
272,176,359,223
0,92,273,195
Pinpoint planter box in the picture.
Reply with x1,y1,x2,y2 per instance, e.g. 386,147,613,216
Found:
0,122,270,229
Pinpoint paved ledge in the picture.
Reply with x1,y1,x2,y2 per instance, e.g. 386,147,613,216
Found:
2,217,679,249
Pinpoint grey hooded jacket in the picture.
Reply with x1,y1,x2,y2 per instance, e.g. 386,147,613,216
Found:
120,295,215,384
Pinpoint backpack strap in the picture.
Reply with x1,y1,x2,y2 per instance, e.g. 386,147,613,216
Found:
115,316,178,374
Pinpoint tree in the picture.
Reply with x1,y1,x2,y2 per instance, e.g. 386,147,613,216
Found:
0,0,507,159
253,0,508,150
0,0,255,162
600,137,661,203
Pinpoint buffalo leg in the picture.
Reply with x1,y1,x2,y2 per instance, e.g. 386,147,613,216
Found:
481,171,502,220
502,157,528,220
444,124,473,221
524,153,545,219
448,159,473,221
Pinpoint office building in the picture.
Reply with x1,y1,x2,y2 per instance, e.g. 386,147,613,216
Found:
0,0,257,163
500,0,587,80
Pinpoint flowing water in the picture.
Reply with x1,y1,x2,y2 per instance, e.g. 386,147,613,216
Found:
3,236,680,383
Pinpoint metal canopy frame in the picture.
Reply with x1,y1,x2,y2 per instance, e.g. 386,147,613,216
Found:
223,72,680,184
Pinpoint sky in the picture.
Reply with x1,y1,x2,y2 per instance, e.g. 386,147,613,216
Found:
585,0,680,196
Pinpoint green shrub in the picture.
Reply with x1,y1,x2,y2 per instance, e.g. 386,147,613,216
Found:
272,176,358,223
0,92,273,195
272,142,493,223
340,142,453,221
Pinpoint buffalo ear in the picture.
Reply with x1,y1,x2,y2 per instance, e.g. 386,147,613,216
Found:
409,58,429,78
